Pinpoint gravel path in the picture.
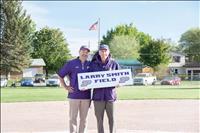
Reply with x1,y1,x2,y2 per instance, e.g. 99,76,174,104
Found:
1,100,199,133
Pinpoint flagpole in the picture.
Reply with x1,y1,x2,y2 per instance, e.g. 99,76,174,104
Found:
88,40,90,49
98,18,100,47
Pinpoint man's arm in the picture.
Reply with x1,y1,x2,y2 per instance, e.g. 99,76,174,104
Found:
57,61,74,93
58,76,74,93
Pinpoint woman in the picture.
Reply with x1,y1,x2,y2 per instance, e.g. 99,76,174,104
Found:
90,44,120,133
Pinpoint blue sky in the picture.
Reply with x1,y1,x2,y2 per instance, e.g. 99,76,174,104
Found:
22,1,199,56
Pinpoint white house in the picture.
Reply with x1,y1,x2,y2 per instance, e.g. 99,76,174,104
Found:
168,51,186,75
6,58,46,80
168,51,200,80
22,59,46,78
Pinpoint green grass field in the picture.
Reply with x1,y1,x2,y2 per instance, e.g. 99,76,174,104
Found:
1,81,199,103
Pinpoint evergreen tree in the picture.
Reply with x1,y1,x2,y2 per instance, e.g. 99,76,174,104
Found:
0,0,35,77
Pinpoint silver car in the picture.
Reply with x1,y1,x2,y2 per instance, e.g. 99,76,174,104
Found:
47,74,61,87
1,78,8,87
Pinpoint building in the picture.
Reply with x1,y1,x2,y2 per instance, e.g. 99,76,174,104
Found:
116,59,154,76
168,51,200,80
22,59,46,78
168,51,186,75
184,62,200,80
7,59,46,80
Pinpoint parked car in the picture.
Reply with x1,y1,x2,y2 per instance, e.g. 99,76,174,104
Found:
133,73,156,85
1,78,8,87
161,76,181,85
47,74,61,87
34,74,45,83
21,77,34,86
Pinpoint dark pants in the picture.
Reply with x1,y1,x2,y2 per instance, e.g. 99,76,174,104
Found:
93,101,115,133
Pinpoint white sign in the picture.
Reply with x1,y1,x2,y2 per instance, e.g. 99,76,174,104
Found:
78,69,133,90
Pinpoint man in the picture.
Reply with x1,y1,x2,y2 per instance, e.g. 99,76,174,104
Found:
58,45,91,133
90,44,120,133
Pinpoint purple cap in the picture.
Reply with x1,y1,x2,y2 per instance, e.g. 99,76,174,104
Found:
99,44,109,50
80,45,90,52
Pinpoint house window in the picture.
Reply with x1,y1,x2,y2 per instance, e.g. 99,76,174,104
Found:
187,70,191,80
174,69,178,74
172,56,181,63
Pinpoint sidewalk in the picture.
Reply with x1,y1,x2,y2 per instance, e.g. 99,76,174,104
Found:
1,100,199,133
2,130,188,133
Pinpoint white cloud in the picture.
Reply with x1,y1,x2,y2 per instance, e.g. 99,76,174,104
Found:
22,1,50,29
22,2,49,15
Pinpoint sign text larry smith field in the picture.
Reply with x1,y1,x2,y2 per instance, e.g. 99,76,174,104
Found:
78,69,133,90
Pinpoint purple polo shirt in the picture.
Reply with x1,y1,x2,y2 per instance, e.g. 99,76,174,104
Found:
58,58,91,99
90,54,120,101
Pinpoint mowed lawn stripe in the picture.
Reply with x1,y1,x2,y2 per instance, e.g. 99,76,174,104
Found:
1,81,200,102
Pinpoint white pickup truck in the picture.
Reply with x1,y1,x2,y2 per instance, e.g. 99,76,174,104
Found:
133,73,156,85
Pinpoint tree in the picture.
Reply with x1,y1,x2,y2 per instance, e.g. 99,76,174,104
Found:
179,28,200,62
0,0,36,77
138,39,171,69
0,0,5,39
101,23,152,47
31,27,72,76
109,35,139,59
154,63,169,80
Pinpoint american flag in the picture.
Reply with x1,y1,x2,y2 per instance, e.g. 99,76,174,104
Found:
89,21,98,30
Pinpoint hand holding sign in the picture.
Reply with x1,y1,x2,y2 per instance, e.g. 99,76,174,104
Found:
80,88,89,91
